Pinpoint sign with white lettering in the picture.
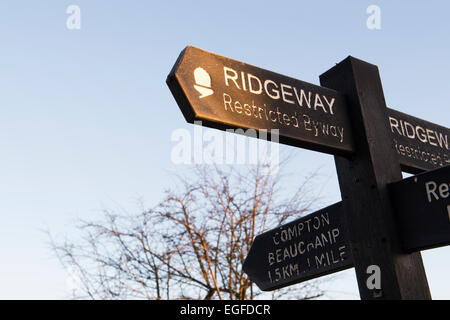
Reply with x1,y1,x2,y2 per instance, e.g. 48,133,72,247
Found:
389,165,450,252
243,203,353,291
167,47,449,174
387,108,450,173
167,46,355,156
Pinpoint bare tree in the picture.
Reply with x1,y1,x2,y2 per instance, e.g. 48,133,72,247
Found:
50,160,325,300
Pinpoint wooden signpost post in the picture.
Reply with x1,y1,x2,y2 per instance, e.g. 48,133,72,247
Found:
167,46,450,300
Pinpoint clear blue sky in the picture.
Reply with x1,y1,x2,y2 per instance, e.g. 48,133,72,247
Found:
0,0,448,299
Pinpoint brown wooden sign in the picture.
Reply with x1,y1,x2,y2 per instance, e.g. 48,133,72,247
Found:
167,46,448,299
389,165,450,252
167,46,355,156
387,108,450,173
243,203,353,291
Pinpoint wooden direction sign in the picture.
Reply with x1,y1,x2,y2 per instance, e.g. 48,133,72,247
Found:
243,203,353,291
389,165,450,252
167,46,449,174
387,108,450,173
167,46,355,156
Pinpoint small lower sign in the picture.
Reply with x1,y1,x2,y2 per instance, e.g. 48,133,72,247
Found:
390,165,450,252
243,203,353,291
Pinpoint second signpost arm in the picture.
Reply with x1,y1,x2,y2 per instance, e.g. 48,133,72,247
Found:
320,57,431,300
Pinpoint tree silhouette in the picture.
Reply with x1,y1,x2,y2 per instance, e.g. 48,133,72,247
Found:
50,160,324,300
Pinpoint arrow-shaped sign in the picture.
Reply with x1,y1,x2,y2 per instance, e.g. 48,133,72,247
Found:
243,203,353,291
167,46,355,157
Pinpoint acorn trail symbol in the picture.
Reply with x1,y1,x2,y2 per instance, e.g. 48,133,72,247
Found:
193,67,214,98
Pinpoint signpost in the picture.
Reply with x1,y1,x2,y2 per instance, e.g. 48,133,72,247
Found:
167,46,450,300
243,203,352,291
387,108,450,173
390,165,450,252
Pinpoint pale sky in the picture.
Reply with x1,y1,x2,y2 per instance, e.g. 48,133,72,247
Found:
0,0,448,299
